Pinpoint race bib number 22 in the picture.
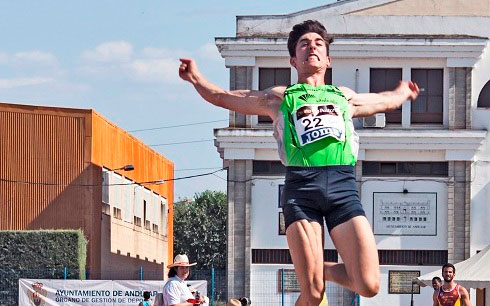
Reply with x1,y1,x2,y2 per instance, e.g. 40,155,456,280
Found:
293,104,345,146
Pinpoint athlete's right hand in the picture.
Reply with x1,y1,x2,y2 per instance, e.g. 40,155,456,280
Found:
179,58,199,84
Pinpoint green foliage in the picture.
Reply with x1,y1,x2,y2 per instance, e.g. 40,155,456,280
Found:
173,190,227,269
0,230,87,305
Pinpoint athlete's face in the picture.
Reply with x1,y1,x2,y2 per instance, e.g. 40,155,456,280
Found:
442,267,455,282
290,32,330,73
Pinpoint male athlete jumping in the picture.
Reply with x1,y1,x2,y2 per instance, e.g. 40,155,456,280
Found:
179,20,419,306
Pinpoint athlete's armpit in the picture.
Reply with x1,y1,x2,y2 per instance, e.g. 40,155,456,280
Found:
215,86,286,120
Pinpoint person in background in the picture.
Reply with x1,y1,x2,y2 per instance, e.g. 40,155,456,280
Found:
139,291,153,306
162,254,209,306
433,263,471,306
432,276,442,291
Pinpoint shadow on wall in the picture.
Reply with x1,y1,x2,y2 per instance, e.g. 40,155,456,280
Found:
23,164,103,276
470,176,490,250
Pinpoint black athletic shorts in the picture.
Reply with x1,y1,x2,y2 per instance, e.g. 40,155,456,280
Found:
280,165,366,232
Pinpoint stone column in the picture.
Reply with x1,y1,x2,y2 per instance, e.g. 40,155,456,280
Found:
448,67,471,130
448,161,471,263
226,159,252,299
229,67,254,128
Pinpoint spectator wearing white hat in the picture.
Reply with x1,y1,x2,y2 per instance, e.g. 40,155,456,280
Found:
162,254,208,306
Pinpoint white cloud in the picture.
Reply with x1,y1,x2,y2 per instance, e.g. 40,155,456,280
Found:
140,47,191,59
140,47,173,58
82,41,133,63
197,43,222,62
13,51,58,66
128,58,180,83
0,77,54,89
78,42,223,84
0,52,8,64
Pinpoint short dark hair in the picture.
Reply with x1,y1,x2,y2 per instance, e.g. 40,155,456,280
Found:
432,276,442,282
442,263,456,274
287,20,333,57
143,291,151,300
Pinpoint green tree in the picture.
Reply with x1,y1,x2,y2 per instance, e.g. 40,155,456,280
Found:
173,190,227,269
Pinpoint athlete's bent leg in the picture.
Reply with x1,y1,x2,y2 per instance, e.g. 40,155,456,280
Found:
286,219,325,306
324,216,379,297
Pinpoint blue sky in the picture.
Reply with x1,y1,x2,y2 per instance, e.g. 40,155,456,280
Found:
0,0,334,199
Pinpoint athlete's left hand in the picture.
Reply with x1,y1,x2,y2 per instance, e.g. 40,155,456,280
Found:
395,81,420,100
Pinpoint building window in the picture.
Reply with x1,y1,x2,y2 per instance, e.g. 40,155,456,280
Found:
477,80,490,108
362,162,448,177
143,200,148,229
152,224,159,234
379,250,447,265
102,169,111,214
102,169,110,204
411,69,443,124
278,212,286,235
134,186,144,227
113,207,122,220
370,68,402,124
258,68,291,124
253,161,286,176
252,249,338,264
161,198,167,236
134,216,142,227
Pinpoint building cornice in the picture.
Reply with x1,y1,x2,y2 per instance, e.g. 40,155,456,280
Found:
214,128,487,161
216,36,488,68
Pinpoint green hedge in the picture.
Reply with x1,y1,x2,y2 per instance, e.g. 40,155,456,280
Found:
0,230,87,305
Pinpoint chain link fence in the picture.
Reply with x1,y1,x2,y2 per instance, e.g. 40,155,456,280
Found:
1,267,358,306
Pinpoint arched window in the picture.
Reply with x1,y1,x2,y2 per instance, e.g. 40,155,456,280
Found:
477,80,490,108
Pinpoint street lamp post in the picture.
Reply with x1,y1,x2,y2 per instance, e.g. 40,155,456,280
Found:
114,164,134,171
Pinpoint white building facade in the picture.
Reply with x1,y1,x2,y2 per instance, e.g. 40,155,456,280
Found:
214,1,490,305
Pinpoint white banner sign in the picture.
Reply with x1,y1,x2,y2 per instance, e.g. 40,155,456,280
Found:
19,279,207,306
373,192,437,235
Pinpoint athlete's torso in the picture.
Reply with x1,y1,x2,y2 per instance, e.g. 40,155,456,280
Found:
273,83,358,167
437,284,461,306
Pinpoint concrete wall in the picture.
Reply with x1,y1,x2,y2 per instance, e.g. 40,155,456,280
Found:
100,214,166,280
349,0,490,16
360,265,440,306
251,264,350,306
361,180,448,250
251,178,335,249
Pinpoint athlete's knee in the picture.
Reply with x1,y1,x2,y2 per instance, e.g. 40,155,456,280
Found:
357,274,379,297
303,291,324,305
303,281,325,305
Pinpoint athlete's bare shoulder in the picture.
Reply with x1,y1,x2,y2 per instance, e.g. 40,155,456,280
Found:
264,85,287,106
261,85,287,121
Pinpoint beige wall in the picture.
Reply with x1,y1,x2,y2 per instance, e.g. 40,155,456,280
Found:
101,214,167,280
349,0,490,16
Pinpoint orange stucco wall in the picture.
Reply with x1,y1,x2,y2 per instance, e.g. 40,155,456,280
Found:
91,111,174,266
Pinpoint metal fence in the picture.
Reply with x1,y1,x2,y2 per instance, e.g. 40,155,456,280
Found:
0,267,359,306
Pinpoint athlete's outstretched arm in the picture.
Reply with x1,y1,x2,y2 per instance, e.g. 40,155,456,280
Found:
179,58,284,118
339,81,419,118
